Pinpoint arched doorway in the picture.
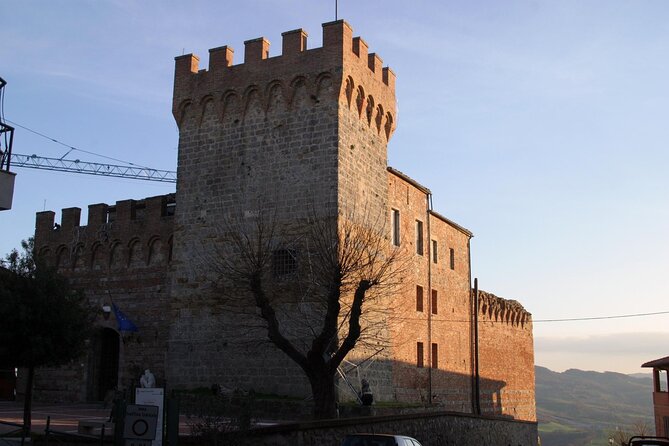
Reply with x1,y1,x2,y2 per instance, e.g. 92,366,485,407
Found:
87,327,120,401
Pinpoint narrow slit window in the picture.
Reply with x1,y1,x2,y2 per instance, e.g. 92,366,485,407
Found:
416,220,423,255
391,209,400,246
431,289,438,315
431,343,438,369
432,240,438,263
449,248,455,270
416,285,424,312
417,342,424,368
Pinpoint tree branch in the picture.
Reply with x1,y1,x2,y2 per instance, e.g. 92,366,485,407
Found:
249,271,309,371
330,279,371,368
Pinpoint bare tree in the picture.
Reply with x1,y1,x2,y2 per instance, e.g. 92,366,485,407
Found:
207,209,405,418
608,420,653,446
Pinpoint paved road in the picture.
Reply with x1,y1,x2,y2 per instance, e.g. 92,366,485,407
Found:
0,400,193,437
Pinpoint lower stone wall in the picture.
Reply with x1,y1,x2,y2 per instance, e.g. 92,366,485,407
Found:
215,411,538,446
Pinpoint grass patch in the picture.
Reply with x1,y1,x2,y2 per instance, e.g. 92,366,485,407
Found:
539,421,581,433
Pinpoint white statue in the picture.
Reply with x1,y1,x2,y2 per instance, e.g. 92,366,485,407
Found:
140,369,156,388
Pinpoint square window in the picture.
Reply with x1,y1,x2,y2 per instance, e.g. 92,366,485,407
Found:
391,209,400,246
416,220,423,255
416,285,424,312
431,289,438,315
417,342,424,368
165,202,176,217
272,249,297,277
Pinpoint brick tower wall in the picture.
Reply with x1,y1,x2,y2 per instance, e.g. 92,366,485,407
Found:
477,290,536,421
30,195,175,401
167,21,397,397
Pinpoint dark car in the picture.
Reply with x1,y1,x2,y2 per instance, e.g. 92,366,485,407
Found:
628,436,669,446
342,433,423,446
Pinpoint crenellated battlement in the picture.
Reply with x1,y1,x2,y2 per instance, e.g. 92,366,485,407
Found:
477,290,532,328
34,194,175,272
36,194,175,235
172,20,396,141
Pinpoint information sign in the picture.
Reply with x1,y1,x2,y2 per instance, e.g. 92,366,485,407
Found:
135,388,165,446
123,404,158,441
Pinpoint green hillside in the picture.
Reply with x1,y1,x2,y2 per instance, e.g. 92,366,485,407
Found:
536,366,655,446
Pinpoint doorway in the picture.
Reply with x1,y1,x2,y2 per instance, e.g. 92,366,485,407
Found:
87,328,120,401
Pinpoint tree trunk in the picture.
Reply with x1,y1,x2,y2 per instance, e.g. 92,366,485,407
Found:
23,366,34,439
309,371,338,419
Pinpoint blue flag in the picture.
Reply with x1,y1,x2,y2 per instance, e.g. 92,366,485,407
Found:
112,303,138,332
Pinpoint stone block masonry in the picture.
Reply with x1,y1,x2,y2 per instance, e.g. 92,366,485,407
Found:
167,20,398,395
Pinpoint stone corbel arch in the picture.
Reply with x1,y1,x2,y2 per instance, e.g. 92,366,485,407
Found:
289,75,313,110
265,80,288,115
109,240,123,270
343,76,355,109
175,99,193,129
384,111,395,140
37,246,52,268
355,85,366,118
375,103,384,134
365,95,375,126
197,94,218,128
221,90,241,123
127,237,142,268
147,235,164,266
315,71,335,102
90,241,105,271
55,245,69,270
72,243,85,271
242,85,264,121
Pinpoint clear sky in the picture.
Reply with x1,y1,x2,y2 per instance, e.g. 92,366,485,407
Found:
2,1,668,374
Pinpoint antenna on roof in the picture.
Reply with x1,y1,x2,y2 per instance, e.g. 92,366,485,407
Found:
335,0,338,20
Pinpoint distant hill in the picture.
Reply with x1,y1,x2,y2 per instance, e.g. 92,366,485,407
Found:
628,372,653,380
536,365,654,446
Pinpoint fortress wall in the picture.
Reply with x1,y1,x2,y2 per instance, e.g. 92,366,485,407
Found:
477,290,536,421
31,194,174,401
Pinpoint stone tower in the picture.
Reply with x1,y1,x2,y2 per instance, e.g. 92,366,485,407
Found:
167,21,397,394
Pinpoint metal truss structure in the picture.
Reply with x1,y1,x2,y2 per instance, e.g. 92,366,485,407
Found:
11,153,176,184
